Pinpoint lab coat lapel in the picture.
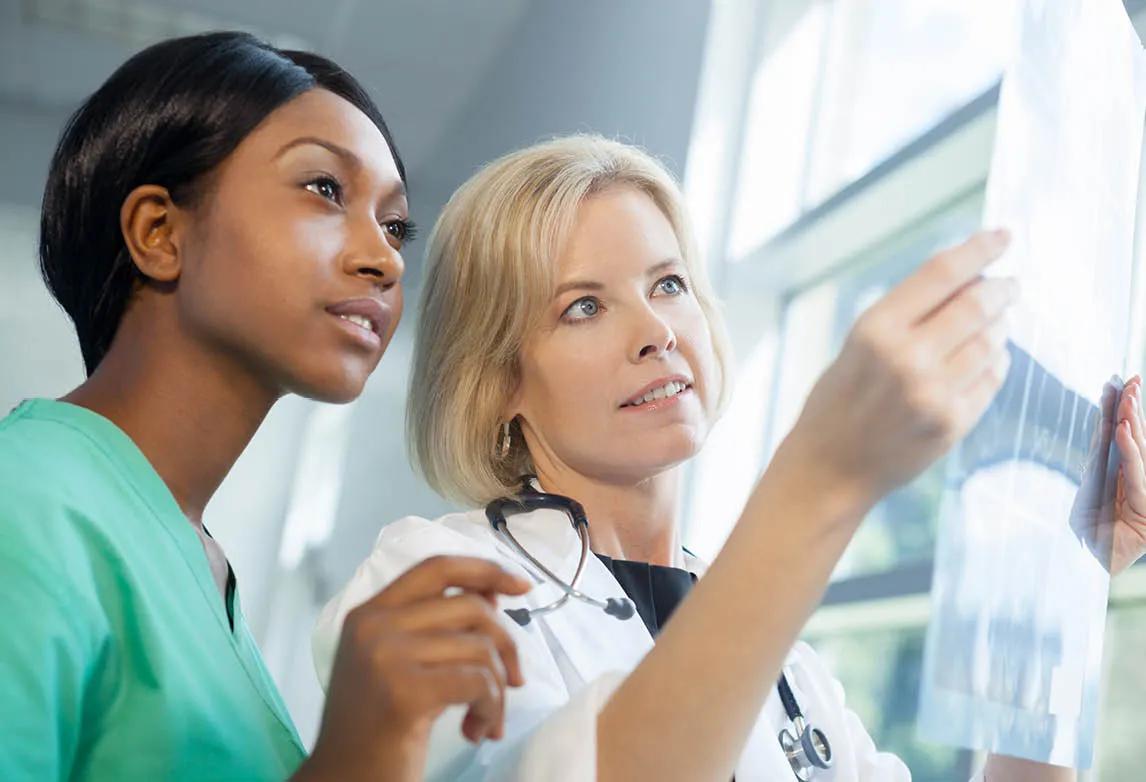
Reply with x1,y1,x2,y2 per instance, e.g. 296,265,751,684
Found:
488,505,655,685
537,553,655,684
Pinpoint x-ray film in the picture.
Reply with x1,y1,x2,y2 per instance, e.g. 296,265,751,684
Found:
917,0,1146,768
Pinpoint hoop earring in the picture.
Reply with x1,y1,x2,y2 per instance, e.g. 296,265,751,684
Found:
497,421,512,459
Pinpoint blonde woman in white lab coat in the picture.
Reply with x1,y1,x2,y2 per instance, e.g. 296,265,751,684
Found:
313,135,1146,781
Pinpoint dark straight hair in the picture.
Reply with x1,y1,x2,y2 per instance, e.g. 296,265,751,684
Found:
39,31,406,375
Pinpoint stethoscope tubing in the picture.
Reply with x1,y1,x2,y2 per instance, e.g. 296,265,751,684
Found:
491,514,595,617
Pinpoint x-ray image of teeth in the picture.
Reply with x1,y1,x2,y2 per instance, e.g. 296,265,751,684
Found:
919,344,1119,767
916,0,1146,769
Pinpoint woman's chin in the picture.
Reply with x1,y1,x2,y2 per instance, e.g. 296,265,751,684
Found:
602,435,706,480
289,365,372,405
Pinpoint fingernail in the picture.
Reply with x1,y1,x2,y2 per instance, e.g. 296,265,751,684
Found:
990,228,1011,247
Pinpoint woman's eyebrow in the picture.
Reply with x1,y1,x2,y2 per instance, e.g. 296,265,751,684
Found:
274,135,408,205
273,136,360,167
553,258,684,299
553,279,603,299
378,179,408,208
646,258,683,276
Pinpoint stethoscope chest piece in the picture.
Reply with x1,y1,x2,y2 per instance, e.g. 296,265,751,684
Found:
779,715,833,780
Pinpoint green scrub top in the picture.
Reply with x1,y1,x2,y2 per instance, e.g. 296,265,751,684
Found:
0,399,307,781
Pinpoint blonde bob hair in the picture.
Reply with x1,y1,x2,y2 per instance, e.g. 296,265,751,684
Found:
408,134,733,506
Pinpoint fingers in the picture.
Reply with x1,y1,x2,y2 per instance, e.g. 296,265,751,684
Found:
919,276,1018,358
1117,379,1146,508
392,594,524,686
427,665,503,742
1103,379,1120,424
1116,420,1146,508
413,633,508,694
1123,378,1146,454
333,556,531,747
956,351,1012,432
938,312,1010,391
878,229,1011,324
371,556,531,608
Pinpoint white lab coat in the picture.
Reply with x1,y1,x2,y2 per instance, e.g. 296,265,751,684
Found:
313,506,983,781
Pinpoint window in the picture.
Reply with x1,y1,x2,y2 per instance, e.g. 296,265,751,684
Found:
805,0,1016,202
682,1,1146,777
726,0,1015,260
812,624,967,781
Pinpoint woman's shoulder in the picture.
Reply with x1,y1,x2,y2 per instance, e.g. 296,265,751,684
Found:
375,507,502,552
327,507,509,605
311,507,511,686
358,508,519,575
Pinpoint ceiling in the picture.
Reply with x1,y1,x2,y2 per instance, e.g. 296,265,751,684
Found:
0,0,532,172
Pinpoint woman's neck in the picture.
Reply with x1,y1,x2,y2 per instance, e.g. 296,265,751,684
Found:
62,307,279,525
534,464,682,566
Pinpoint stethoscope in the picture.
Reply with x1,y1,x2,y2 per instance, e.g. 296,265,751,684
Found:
485,476,834,780
485,476,636,626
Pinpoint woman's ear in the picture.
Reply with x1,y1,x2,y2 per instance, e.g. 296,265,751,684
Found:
502,383,525,423
119,184,186,283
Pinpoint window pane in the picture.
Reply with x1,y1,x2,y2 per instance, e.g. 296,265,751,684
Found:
806,0,1015,202
683,330,779,561
810,624,969,781
727,0,829,258
1093,598,1146,778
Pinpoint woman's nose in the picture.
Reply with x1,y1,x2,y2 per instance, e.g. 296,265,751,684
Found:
344,220,405,288
633,309,677,361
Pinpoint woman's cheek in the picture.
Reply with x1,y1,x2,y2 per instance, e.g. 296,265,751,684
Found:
383,285,404,343
683,332,720,415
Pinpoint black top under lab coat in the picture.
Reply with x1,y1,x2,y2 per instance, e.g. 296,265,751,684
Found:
593,552,697,637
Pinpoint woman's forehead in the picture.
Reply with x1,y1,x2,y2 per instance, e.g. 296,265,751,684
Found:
558,193,682,281
239,89,402,186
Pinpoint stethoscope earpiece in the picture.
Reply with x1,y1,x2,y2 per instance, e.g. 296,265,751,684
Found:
604,597,636,620
503,607,533,627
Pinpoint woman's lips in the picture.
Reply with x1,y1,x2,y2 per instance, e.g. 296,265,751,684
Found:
620,376,694,408
325,297,392,350
620,386,694,413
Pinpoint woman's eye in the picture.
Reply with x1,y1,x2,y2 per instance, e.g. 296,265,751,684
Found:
563,297,601,321
305,176,343,205
383,219,418,245
654,274,688,296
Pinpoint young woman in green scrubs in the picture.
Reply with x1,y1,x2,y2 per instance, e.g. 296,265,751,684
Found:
0,32,528,781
